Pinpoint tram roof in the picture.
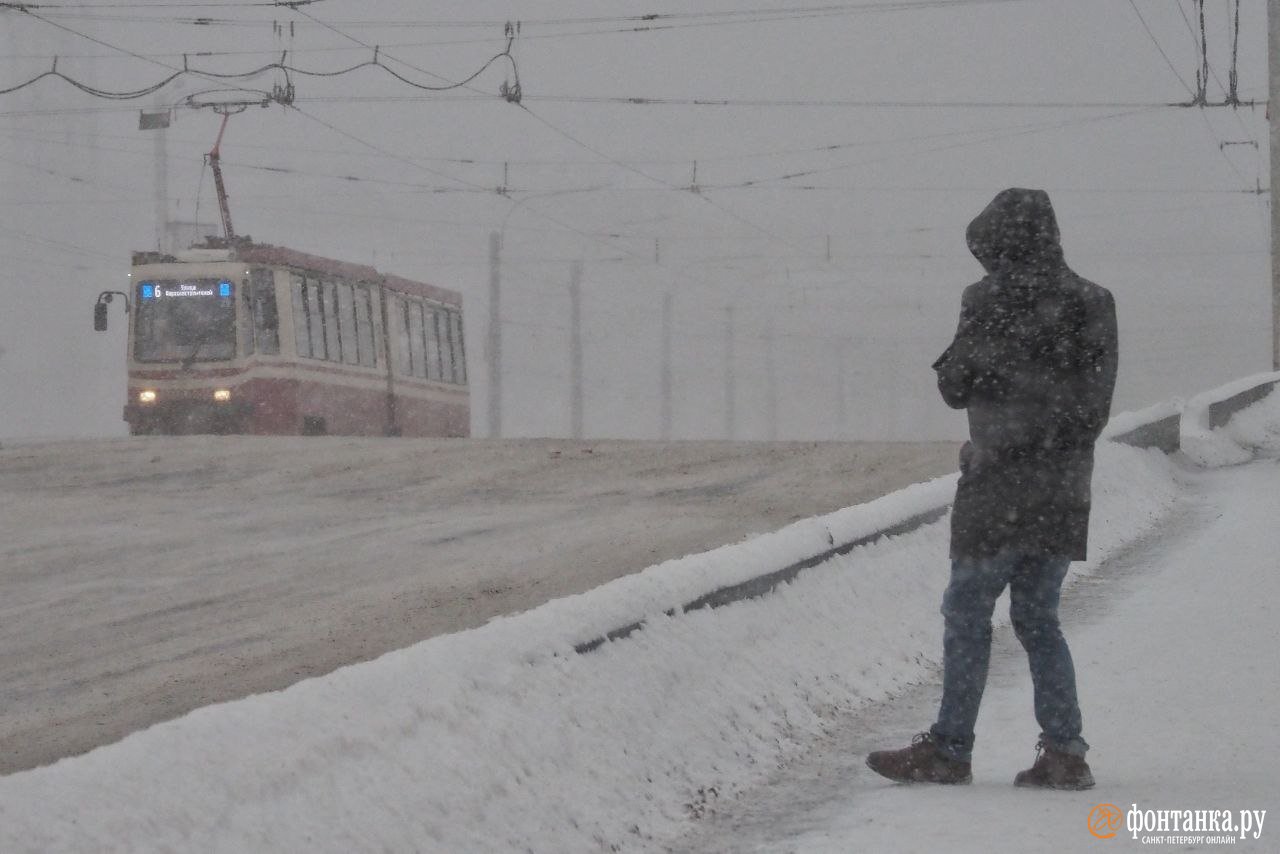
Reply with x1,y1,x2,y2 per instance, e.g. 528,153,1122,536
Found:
132,241,461,308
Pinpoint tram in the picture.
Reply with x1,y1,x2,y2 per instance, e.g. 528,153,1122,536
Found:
98,241,469,437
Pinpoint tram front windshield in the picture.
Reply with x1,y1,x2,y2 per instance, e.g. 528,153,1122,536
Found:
134,279,237,363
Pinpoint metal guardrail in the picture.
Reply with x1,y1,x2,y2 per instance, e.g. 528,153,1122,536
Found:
1208,380,1279,428
1109,414,1182,453
573,505,950,654
573,377,1279,656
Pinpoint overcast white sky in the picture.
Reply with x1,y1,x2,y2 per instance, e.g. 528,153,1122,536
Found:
0,0,1271,440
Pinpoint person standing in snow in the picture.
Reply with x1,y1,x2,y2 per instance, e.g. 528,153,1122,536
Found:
866,188,1118,790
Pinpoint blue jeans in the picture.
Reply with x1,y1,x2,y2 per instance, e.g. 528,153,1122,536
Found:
929,552,1088,763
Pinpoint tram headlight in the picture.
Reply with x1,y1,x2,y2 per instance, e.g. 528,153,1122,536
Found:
213,388,232,403
138,390,157,405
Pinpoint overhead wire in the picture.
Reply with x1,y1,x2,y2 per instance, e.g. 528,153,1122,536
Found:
515,101,861,283
724,108,1162,188
0,15,1203,116
7,0,517,191
281,4,662,270
2,3,270,103
3,0,1266,302
6,1,322,8
280,103,494,192
1134,0,1260,190
0,221,121,260
0,43,522,99
0,7,1265,368
517,94,1177,110
1,2,535,237
290,4,518,93
14,1,1057,30
0,7,1053,63
17,113,1248,206
710,183,1262,195
0,148,137,194
64,104,1158,164
1126,0,1198,100
1174,2,1257,124
1174,0,1263,195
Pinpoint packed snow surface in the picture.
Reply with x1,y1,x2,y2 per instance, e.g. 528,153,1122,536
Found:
0,385,1275,852
678,386,1280,853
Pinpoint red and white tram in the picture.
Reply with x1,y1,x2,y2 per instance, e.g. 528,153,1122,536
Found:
108,242,469,437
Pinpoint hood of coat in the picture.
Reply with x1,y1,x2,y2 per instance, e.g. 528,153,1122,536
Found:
966,188,1064,273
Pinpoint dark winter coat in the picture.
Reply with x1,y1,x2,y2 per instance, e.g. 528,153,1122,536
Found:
934,188,1118,560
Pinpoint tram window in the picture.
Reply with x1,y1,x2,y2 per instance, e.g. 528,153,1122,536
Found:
321,281,342,363
252,269,279,355
306,278,327,360
425,307,443,382
407,299,427,378
355,285,376,367
291,274,312,358
451,310,467,385
442,308,458,381
336,282,358,366
390,295,412,376
448,310,462,384
370,288,386,368
241,283,255,358
438,308,455,383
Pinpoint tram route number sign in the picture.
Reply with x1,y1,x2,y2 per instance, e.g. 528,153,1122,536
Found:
140,281,234,300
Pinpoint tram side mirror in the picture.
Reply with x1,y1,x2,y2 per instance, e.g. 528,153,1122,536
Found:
94,302,108,332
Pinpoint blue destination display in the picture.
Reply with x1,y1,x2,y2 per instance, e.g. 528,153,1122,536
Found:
138,280,234,300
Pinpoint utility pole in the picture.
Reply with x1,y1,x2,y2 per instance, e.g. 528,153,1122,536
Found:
765,319,778,441
1271,0,1280,368
151,101,168,252
660,291,673,440
723,305,737,439
488,231,502,437
569,261,584,439
836,340,850,439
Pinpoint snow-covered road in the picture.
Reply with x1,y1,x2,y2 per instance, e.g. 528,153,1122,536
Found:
674,452,1280,852
0,437,956,775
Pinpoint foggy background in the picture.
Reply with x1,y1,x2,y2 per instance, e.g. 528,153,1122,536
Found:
0,0,1271,441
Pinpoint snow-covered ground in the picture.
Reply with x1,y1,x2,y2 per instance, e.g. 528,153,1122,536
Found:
0,387,1275,853
678,392,1280,853
0,438,957,775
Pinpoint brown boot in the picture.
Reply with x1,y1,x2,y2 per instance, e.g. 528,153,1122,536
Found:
866,733,972,784
1014,740,1095,790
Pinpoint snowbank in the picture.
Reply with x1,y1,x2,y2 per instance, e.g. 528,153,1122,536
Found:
1180,372,1280,467
0,445,1187,852
571,470,959,652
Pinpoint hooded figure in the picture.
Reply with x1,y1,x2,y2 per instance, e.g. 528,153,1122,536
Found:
933,188,1118,560
866,189,1118,790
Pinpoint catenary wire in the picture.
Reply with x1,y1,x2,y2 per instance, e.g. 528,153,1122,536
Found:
1126,0,1198,99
